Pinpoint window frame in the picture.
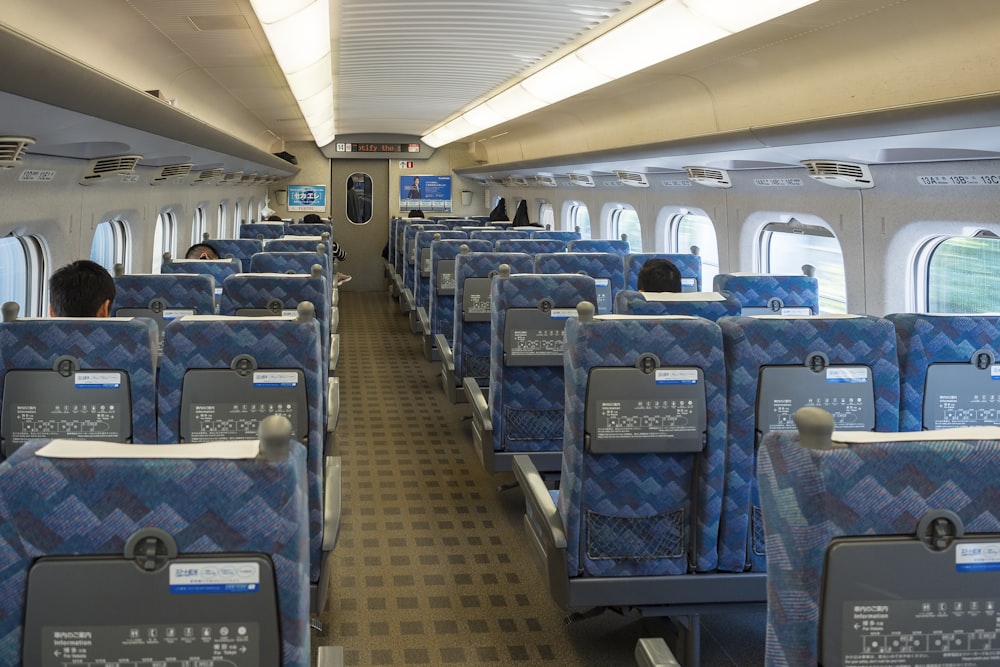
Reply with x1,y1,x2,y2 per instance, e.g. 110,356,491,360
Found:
91,218,130,275
0,233,47,317
561,200,591,238
603,203,641,251
918,230,1000,313
757,216,847,313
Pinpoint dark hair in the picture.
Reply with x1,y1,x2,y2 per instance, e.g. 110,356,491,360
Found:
185,243,219,260
49,260,116,317
407,209,425,218
637,258,682,293
265,214,283,221
302,213,324,224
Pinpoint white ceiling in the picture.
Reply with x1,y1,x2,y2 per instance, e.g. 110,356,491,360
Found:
124,0,649,143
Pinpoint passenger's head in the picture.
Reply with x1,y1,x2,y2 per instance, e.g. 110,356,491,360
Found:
185,243,219,260
48,260,116,318
407,209,425,218
302,213,323,224
637,258,682,293
265,214,283,222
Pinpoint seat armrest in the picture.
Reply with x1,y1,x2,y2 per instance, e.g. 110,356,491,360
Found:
512,454,566,550
401,288,414,313
464,376,490,431
322,455,342,551
416,307,429,331
635,638,680,667
435,334,454,371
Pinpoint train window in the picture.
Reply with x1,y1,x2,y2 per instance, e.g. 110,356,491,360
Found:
346,173,373,224
671,213,719,288
0,234,45,316
538,201,554,229
234,201,242,231
606,204,642,251
760,219,847,313
191,207,206,245
247,198,256,223
152,212,177,273
925,232,1000,312
217,203,226,238
90,219,129,274
562,201,591,238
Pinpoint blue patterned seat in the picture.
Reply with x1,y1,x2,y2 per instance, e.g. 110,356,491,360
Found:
220,270,336,423
530,230,581,242
206,238,263,271
0,434,311,666
400,223,447,315
568,238,630,255
513,309,765,661
265,236,335,271
249,250,334,331
157,312,335,612
111,273,216,348
415,230,468,347
626,253,703,291
239,222,285,239
534,252,625,315
451,252,535,397
712,273,819,315
0,313,158,454
159,257,241,309
494,238,567,254
286,222,333,238
469,229,530,244
886,313,1000,431
758,414,1000,666
468,270,597,473
717,315,900,572
614,290,742,319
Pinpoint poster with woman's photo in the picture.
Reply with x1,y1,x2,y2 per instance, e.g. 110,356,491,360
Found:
400,175,452,212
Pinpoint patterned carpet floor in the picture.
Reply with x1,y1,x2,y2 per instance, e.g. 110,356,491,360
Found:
312,289,765,666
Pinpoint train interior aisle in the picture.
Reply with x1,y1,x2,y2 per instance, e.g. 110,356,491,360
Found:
317,290,765,665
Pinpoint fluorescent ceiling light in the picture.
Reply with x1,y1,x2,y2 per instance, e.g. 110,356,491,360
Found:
249,0,335,146
422,0,817,147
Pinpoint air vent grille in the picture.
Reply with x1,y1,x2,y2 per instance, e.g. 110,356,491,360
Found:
684,167,732,188
80,155,142,185
535,175,557,187
193,167,224,183
801,160,874,189
614,170,649,188
505,177,529,187
221,171,243,184
568,173,595,188
151,163,194,184
0,136,34,168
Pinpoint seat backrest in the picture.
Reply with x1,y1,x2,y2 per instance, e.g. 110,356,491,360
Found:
0,315,157,455
264,236,334,272
159,258,242,311
238,222,286,239
568,238,630,255
208,238,264,271
219,270,331,381
886,313,1000,431
286,222,333,237
758,413,1000,666
402,223,447,293
157,313,324,583
626,253,703,292
533,252,625,315
0,434,310,666
712,272,819,315
717,314,900,573
530,230,581,242
250,251,332,302
494,238,567,254
112,273,216,345
488,271,598,460
614,290,742,320
469,229,530,243
415,230,468,315
558,310,728,577
429,239,492,344
452,252,534,387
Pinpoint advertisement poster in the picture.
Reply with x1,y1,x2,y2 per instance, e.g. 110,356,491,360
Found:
400,175,452,212
287,184,327,212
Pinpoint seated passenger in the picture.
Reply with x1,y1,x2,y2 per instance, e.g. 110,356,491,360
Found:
637,258,682,293
302,214,350,284
48,260,116,317
185,242,220,260
265,214,283,222
407,209,425,219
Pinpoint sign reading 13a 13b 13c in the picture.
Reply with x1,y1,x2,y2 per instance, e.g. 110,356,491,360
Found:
287,184,327,212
